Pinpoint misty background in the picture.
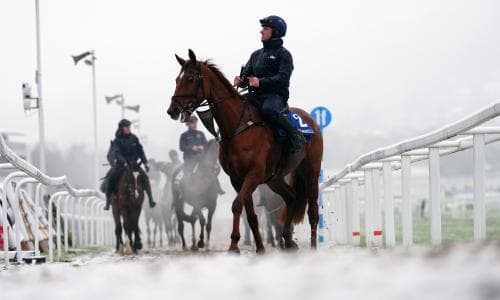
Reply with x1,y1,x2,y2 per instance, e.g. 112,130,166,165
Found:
2,0,500,188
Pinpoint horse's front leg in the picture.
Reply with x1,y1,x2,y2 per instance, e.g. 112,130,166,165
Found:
228,173,262,254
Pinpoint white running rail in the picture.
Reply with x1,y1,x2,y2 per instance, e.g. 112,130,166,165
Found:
0,133,112,266
320,101,500,247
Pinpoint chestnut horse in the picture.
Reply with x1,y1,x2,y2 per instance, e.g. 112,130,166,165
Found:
112,163,145,254
167,50,323,253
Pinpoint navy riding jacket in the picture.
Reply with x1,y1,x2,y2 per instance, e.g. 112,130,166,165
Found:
179,129,207,160
107,133,147,167
241,38,294,101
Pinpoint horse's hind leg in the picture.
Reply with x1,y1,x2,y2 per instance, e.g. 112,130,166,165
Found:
206,206,215,248
306,176,319,249
244,197,265,254
176,210,187,250
190,211,198,251
145,216,152,248
267,179,298,250
243,212,252,246
197,209,206,249
265,211,276,247
152,219,158,248
114,215,123,252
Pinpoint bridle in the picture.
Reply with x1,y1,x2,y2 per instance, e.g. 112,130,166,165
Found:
170,62,265,141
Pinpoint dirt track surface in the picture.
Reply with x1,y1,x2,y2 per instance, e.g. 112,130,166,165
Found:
2,241,500,300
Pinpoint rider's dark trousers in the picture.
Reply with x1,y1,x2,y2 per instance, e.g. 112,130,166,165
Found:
253,93,286,123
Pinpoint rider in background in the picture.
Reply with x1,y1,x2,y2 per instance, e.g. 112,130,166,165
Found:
234,15,306,153
180,116,207,177
103,119,156,210
179,116,224,194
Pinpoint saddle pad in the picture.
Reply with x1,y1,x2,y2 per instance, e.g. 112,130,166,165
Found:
276,111,314,141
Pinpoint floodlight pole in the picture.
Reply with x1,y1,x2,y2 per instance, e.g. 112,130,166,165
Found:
35,0,46,173
91,51,99,190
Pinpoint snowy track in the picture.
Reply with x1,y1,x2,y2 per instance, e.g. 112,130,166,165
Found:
2,242,500,300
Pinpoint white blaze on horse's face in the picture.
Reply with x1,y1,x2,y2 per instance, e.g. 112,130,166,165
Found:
134,171,140,198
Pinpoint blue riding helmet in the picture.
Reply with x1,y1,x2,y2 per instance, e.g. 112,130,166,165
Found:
259,15,287,38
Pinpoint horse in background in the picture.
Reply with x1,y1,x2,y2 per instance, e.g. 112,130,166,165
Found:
243,185,285,247
143,159,180,248
142,161,165,248
172,139,220,251
112,163,145,254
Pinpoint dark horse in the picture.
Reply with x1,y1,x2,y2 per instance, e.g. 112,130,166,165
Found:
112,163,145,254
167,50,323,253
172,139,219,251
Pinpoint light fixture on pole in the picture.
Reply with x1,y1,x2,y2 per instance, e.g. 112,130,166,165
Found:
72,50,99,189
104,94,140,118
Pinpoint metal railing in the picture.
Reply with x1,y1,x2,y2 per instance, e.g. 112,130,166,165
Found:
0,134,112,266
320,101,500,247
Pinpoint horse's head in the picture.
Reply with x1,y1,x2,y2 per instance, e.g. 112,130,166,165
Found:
167,49,208,123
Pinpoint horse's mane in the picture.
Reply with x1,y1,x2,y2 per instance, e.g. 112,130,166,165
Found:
203,61,239,96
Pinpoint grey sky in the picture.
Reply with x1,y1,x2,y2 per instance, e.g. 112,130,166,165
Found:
2,0,500,169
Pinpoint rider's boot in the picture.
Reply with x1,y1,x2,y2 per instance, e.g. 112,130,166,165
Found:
104,192,112,210
143,176,156,208
275,114,306,153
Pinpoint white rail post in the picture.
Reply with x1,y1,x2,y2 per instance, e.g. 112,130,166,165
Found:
56,197,63,260
325,190,334,243
99,203,105,245
401,155,413,246
34,183,43,256
64,196,70,252
2,171,27,265
351,179,361,245
49,192,63,262
71,197,77,248
363,170,374,246
345,181,354,245
371,168,383,246
78,198,84,247
338,184,348,244
333,185,342,245
429,147,442,245
383,161,396,247
84,198,92,246
473,134,486,241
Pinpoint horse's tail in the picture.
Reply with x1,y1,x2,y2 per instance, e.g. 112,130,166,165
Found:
279,171,308,225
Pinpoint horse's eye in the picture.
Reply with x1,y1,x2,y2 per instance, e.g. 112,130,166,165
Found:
187,76,194,82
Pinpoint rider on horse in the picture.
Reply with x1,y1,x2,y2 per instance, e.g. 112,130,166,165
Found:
103,119,156,210
179,115,224,194
234,15,306,153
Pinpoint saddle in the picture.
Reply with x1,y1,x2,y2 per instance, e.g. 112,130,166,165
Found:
242,93,314,144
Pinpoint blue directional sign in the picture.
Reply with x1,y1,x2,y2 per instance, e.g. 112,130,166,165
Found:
311,106,332,131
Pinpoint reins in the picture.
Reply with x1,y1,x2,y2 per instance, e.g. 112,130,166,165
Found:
172,62,266,142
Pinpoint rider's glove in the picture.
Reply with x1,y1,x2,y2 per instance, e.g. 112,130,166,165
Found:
145,164,150,172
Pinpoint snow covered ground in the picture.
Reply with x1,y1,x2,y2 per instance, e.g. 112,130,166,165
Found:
1,241,500,300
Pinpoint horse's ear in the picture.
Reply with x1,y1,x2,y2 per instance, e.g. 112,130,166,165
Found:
188,49,197,63
175,54,186,66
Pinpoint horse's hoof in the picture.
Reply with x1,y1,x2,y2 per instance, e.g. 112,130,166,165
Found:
256,247,266,255
136,242,143,250
182,245,188,251
228,245,240,254
284,241,299,251
191,245,199,252
197,240,205,249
